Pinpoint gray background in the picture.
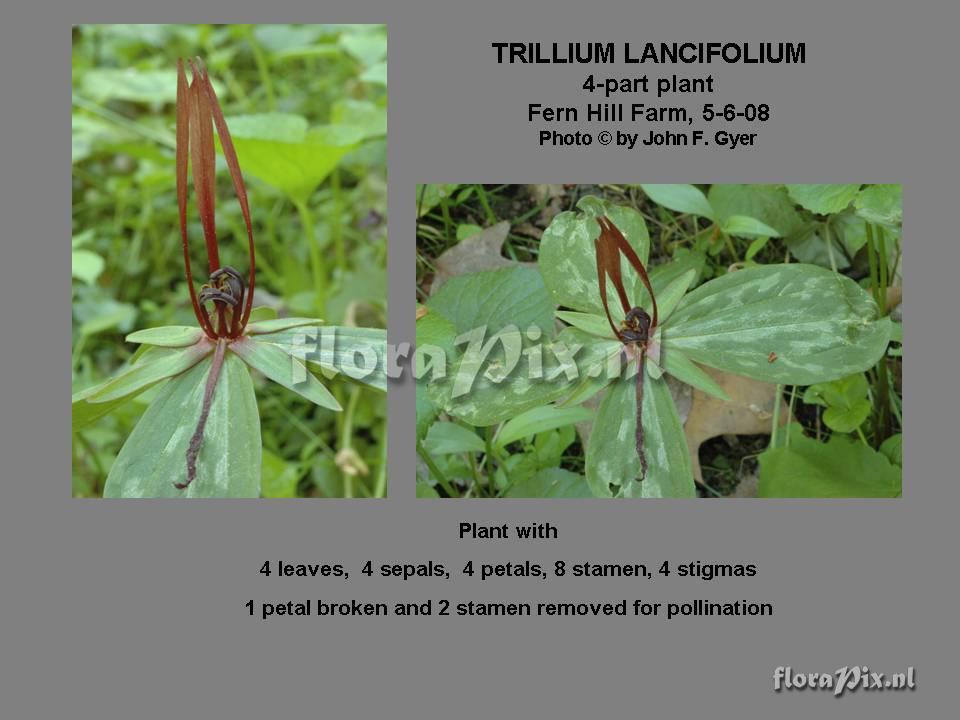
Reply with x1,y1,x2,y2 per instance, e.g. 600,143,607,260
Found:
0,1,953,718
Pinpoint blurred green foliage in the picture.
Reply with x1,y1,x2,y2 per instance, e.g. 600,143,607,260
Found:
72,24,388,497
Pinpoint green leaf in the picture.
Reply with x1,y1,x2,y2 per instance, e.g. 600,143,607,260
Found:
586,366,694,498
72,249,104,285
126,326,205,347
802,374,871,433
504,468,591,498
225,113,362,204
245,317,325,335
339,30,388,66
745,236,770,261
496,405,593,449
664,264,891,384
708,184,806,237
721,215,781,238
641,184,714,220
659,347,730,401
759,428,900,497
854,184,902,226
256,326,387,392
103,353,262,498
786,184,861,215
879,434,902,467
539,200,649,315
584,371,637,497
416,481,440,498
424,422,485,455
438,327,621,426
231,337,341,411
416,184,460,217
86,342,212,403
427,266,555,336
330,99,386,140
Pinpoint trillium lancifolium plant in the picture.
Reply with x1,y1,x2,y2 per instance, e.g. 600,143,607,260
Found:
72,60,386,497
422,195,892,498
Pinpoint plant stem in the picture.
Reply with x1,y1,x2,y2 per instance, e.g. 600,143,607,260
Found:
247,31,276,111
373,426,388,498
769,383,784,449
294,199,327,316
339,386,361,498
331,169,347,275
417,439,456,497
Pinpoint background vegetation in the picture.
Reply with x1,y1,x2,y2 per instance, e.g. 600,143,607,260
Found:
72,24,388,497
416,184,902,498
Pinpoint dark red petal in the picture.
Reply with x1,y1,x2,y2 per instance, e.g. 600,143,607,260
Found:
600,216,658,328
188,60,220,272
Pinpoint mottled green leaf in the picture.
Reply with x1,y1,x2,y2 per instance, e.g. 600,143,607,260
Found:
496,405,593,449
641,184,714,220
539,200,649,315
126,325,205,347
786,184,861,215
416,308,458,442
103,353,261,498
555,311,612,338
759,428,900,497
257,326,387,392
664,264,891,384
231,337,341,411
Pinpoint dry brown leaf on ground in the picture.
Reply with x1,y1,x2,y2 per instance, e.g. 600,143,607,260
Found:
431,221,519,292
684,366,793,494
530,184,567,226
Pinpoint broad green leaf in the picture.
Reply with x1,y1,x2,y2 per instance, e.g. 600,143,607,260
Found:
438,327,621,426
72,249,104,285
802,374,870,433
555,311,612,338
708,184,806,237
339,30,388,66
539,200,649,315
225,113,363,203
505,468,591,498
231,337,341,411
585,370,637,497
427,266,555,336
496,405,593,449
359,62,387,85
424,422,485,455
245,317,325,335
759,427,900,497
87,342,212,403
103,353,261,498
641,184,715,220
854,184,902,226
416,481,440,498
648,248,706,293
247,306,279,324
257,326,387,392
664,264,891,384
879,433,902,467
786,184,861,215
126,325,204,347
659,347,730,401
721,215,781,238
625,367,695,498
